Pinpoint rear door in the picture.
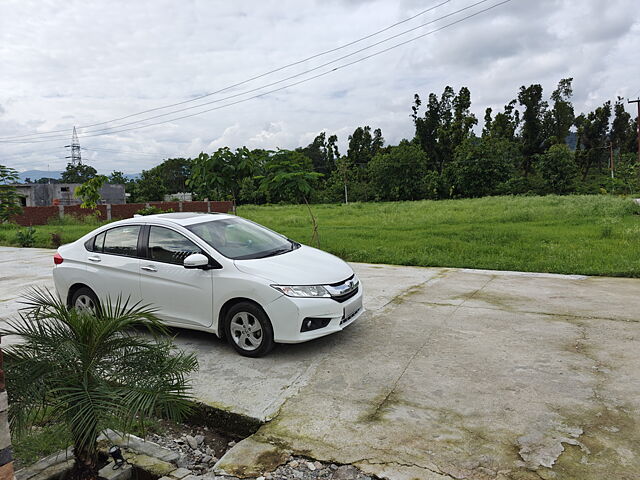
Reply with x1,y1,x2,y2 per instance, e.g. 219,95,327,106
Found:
85,225,142,305
139,225,214,327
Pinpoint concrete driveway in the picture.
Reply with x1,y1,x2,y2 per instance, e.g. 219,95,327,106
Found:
1,247,639,479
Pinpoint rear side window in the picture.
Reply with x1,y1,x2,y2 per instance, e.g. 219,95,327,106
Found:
102,226,141,257
93,232,105,252
148,226,203,265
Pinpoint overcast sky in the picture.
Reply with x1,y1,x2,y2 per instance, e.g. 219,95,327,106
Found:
1,0,639,174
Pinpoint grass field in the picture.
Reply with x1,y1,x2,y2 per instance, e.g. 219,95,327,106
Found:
2,195,640,277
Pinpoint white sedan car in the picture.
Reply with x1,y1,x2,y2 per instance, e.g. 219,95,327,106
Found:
52,212,364,356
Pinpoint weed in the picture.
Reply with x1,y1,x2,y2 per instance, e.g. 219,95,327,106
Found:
15,227,36,247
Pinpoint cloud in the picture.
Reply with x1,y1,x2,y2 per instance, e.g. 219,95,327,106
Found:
0,0,639,172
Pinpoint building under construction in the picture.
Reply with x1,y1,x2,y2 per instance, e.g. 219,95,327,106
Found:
14,183,126,207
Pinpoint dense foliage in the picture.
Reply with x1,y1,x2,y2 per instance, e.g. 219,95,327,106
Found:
125,78,638,204
6,78,638,206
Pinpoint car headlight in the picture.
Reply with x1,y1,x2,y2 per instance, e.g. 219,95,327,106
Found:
271,284,331,298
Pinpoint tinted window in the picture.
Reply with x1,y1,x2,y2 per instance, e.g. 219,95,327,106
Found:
102,226,140,257
148,227,203,265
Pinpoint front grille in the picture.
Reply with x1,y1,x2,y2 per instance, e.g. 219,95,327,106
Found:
326,275,359,303
332,285,359,303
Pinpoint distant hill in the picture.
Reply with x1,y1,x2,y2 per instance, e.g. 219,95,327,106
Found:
19,170,63,182
18,170,139,182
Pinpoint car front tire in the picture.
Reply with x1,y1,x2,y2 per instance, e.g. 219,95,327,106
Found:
225,301,274,357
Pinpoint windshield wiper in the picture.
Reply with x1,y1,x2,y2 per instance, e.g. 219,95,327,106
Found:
253,247,292,259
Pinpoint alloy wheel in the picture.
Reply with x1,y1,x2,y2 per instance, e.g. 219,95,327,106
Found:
229,311,263,351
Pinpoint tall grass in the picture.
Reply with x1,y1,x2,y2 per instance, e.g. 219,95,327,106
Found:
1,195,638,276
238,195,640,277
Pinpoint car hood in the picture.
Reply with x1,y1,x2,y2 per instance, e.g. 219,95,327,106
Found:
234,245,354,285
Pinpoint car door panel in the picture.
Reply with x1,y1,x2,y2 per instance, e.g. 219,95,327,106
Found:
139,226,214,328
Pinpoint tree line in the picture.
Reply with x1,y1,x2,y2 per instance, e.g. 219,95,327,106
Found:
15,78,640,206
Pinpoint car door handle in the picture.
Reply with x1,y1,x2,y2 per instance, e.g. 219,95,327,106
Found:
87,256,101,262
141,265,157,272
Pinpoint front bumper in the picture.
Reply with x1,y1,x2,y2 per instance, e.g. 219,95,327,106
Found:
265,286,365,343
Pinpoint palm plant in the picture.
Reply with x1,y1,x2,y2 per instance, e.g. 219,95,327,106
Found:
2,288,198,480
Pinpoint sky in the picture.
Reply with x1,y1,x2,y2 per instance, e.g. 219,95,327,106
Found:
0,0,639,174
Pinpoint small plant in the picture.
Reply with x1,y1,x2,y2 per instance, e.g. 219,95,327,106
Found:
136,205,174,215
50,232,63,248
15,226,36,247
3,289,198,480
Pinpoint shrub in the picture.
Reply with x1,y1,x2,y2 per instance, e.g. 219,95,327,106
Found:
50,232,63,248
536,144,578,194
15,227,36,247
136,206,174,215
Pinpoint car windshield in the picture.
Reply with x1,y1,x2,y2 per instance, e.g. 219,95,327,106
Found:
187,217,299,260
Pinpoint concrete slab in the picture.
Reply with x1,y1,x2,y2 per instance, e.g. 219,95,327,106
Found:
1,247,639,479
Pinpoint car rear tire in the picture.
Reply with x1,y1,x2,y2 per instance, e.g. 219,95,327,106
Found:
225,301,274,357
71,286,100,313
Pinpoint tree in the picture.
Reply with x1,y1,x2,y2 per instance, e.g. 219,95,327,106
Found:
75,175,108,210
485,100,520,141
258,150,322,245
536,144,578,194
368,141,428,201
446,137,518,198
297,132,340,175
346,126,384,167
61,163,97,183
34,177,60,184
518,84,548,175
136,169,167,202
108,171,127,185
611,98,637,154
0,164,22,222
544,78,575,146
187,147,257,203
575,101,612,179
150,158,193,194
3,288,198,480
412,86,477,173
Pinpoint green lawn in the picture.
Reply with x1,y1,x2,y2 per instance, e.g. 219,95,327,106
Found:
2,195,640,277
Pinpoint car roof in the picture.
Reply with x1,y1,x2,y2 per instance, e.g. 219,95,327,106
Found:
111,212,236,227
147,212,235,226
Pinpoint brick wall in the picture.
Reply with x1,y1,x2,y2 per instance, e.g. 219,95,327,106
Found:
0,337,14,480
11,201,234,226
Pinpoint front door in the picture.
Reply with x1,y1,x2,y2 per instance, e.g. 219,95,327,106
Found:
139,225,214,327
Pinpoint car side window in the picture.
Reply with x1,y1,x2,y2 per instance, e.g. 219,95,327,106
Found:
102,226,141,257
148,226,203,265
92,232,106,252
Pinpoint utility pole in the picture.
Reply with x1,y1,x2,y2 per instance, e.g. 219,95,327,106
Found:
628,98,640,179
609,143,614,180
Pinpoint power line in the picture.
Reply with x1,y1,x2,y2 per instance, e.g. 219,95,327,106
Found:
81,147,171,157
2,0,491,144
0,0,451,141
1,0,512,145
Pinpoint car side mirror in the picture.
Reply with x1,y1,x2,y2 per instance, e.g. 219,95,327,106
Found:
183,253,210,269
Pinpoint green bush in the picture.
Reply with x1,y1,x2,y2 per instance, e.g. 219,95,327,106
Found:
15,227,36,247
136,206,174,215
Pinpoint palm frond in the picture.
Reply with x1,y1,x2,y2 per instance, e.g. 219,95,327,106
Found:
4,287,199,459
